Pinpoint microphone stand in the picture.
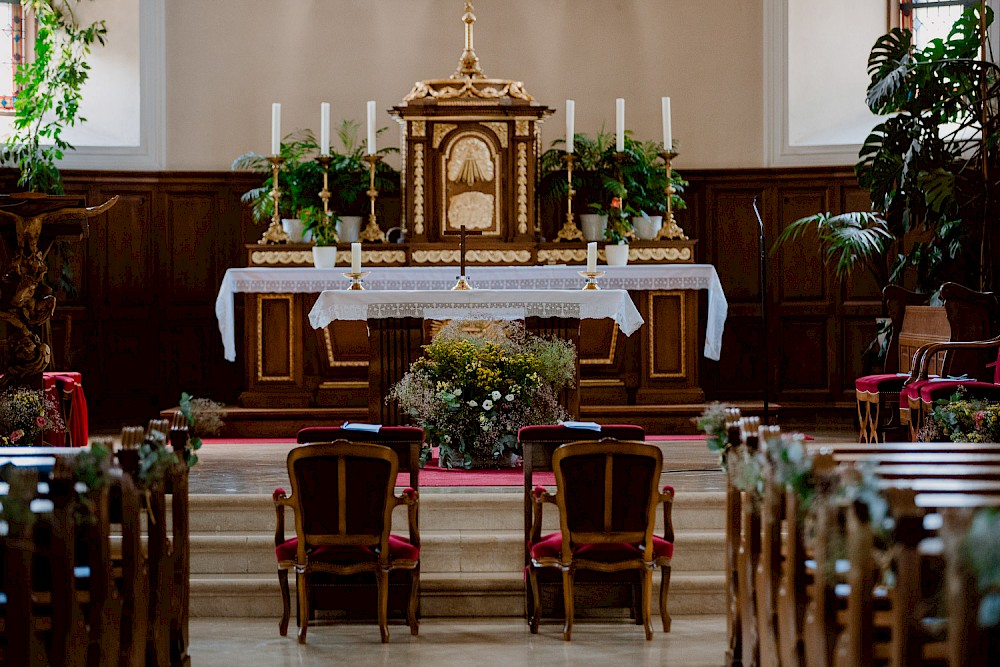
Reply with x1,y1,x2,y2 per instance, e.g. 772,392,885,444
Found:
752,197,769,425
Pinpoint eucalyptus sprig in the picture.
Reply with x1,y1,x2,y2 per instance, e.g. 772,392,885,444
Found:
1,1,108,194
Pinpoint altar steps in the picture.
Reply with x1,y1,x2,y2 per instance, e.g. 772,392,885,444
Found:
184,491,726,618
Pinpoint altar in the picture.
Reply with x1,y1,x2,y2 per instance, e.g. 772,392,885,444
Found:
214,263,727,434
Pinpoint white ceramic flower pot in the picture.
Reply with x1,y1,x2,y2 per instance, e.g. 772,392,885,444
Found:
580,213,608,242
281,218,309,243
633,215,663,240
338,216,363,243
311,246,338,269
605,243,630,266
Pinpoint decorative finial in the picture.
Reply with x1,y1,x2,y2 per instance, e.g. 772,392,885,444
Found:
453,1,485,79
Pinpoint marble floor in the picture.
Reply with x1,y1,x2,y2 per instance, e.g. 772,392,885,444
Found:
189,616,727,666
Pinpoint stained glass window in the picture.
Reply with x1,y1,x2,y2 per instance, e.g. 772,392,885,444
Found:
0,3,23,113
901,1,980,50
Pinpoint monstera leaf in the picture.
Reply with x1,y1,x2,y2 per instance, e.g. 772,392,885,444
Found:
867,28,914,114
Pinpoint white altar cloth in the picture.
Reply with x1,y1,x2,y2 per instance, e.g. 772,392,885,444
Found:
215,264,728,362
308,289,643,336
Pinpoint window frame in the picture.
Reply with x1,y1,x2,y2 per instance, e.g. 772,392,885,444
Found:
0,2,25,115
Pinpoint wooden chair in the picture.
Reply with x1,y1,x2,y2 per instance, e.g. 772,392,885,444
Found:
900,283,1000,439
854,286,940,443
526,439,673,641
272,440,420,644
296,425,423,491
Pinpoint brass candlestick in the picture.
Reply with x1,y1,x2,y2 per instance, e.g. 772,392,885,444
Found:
315,155,333,216
260,156,290,244
359,154,386,242
555,153,585,242
452,224,473,290
578,270,605,290
656,150,688,240
343,271,370,290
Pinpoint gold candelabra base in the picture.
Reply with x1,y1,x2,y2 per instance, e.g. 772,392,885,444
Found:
655,150,688,241
359,154,386,243
451,275,473,291
260,155,290,244
343,271,370,290
556,214,585,242
578,270,605,290
556,154,585,242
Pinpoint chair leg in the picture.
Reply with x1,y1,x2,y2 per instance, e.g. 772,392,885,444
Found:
376,568,390,644
527,566,542,634
407,567,420,636
278,569,290,637
296,571,309,644
642,567,654,640
660,565,672,633
561,568,575,641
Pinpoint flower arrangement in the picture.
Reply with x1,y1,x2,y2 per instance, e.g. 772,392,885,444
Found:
603,197,633,244
0,386,65,446
920,390,1000,443
388,321,576,469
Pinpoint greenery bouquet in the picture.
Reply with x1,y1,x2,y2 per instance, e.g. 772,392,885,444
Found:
388,321,576,469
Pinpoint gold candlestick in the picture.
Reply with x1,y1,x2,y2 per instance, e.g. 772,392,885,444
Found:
315,155,333,216
342,271,370,290
555,153,585,242
656,150,688,240
359,154,386,242
260,156,290,244
578,270,605,290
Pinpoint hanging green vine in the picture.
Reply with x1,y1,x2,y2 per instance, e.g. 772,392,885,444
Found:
1,0,107,194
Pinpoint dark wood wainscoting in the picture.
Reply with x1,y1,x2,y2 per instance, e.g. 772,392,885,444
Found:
1,166,872,427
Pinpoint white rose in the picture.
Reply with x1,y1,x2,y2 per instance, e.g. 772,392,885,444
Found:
467,400,478,407
454,388,462,396
482,399,494,411
491,390,501,400
505,393,515,401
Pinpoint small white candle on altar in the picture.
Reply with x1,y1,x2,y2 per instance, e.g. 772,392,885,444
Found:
586,242,597,273
566,99,575,154
366,100,377,155
662,96,672,151
351,242,362,273
320,102,331,156
271,102,281,156
615,98,625,152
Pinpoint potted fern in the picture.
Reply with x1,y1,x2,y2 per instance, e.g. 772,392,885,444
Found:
301,207,339,268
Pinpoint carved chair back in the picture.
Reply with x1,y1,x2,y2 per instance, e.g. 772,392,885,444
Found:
940,282,1000,378
297,425,422,491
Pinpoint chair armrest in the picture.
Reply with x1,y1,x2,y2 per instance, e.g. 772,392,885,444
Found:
529,485,556,546
914,335,1000,381
273,487,292,547
660,485,675,544
396,487,420,548
904,341,940,385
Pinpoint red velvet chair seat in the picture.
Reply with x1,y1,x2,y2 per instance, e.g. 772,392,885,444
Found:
854,373,912,394
530,531,674,563
915,381,1000,404
276,534,419,563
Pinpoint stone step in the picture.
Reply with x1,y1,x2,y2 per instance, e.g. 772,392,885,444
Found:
189,571,725,618
185,491,725,534
189,529,725,576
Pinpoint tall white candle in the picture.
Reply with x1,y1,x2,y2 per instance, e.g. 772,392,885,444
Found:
586,241,597,273
351,242,362,273
615,98,625,152
566,99,575,154
271,102,281,156
320,102,331,156
366,100,377,155
662,97,672,151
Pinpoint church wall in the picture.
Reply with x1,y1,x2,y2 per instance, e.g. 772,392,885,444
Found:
163,0,765,170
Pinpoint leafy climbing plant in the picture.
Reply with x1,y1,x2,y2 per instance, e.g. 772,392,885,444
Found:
1,1,108,194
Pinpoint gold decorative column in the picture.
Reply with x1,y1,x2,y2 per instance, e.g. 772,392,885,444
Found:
315,155,333,216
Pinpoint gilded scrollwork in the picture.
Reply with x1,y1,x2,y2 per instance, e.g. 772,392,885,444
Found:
516,143,528,234
481,121,508,147
432,123,458,149
413,144,425,235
